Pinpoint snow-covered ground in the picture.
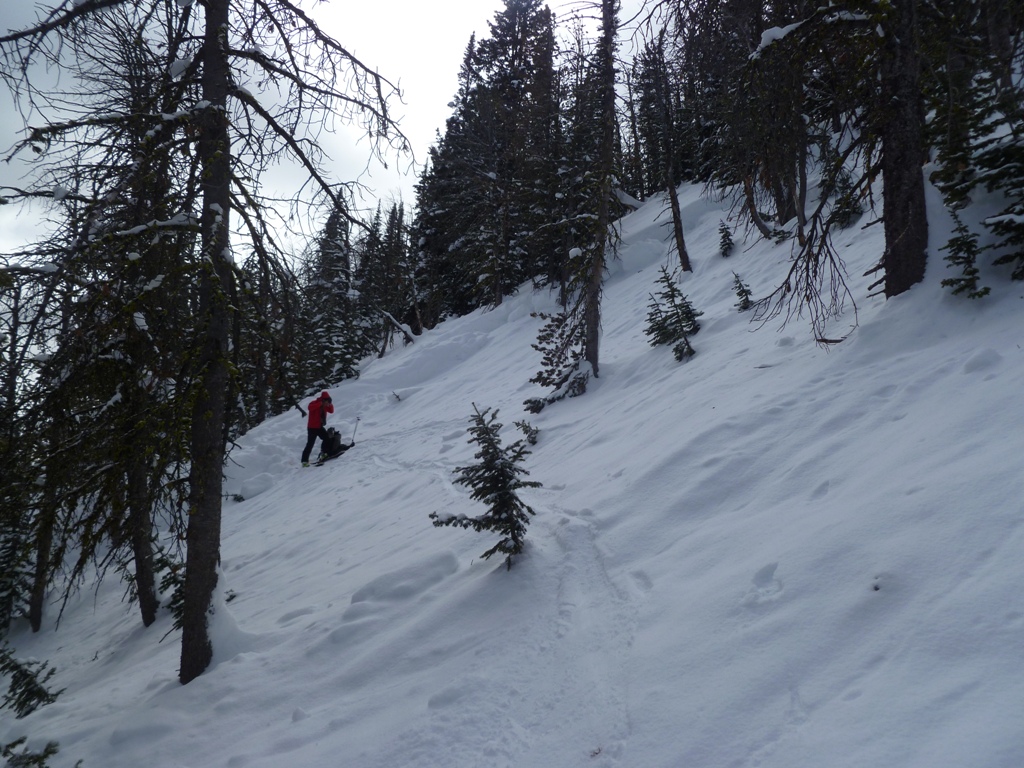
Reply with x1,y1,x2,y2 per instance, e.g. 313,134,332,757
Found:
5,181,1024,768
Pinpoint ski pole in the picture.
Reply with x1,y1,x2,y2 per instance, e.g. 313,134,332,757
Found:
350,417,360,445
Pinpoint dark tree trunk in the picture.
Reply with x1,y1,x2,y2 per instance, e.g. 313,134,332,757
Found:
984,0,1015,97
181,0,232,685
666,181,691,272
127,454,159,627
652,36,690,272
880,0,928,297
28,505,55,633
585,0,619,378
29,418,61,632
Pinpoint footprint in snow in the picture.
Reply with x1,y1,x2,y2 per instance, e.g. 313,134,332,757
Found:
742,562,784,607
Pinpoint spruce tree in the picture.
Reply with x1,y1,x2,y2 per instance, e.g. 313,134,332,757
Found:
298,202,371,391
719,221,734,258
644,265,702,361
524,305,591,414
634,31,691,271
0,737,61,768
940,211,990,298
412,1,561,317
2,0,406,684
430,405,541,570
732,272,754,312
353,202,419,358
0,642,64,718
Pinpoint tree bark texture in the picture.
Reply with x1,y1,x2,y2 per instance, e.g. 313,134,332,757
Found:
127,452,159,628
180,0,232,685
585,0,619,377
880,0,928,297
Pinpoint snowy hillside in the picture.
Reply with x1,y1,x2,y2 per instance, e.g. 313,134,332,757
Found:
4,182,1024,768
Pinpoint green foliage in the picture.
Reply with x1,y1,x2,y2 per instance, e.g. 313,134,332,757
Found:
156,545,186,633
0,642,64,719
644,266,702,361
348,203,418,359
430,405,541,570
919,0,1024,280
524,309,591,413
0,507,32,634
718,221,734,258
940,211,991,298
981,130,1024,279
296,202,371,392
732,272,754,312
1,737,62,768
411,1,562,318
831,165,865,229
514,419,539,445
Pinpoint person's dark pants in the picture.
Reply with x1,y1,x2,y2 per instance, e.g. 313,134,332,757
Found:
302,427,328,463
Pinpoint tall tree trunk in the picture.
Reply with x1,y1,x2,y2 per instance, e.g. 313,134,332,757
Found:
181,0,233,685
585,0,619,378
654,36,691,273
127,451,159,627
880,0,928,297
984,0,1015,98
666,181,691,272
28,504,55,633
29,380,62,632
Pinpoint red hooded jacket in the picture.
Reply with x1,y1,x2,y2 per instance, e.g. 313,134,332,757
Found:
307,392,334,429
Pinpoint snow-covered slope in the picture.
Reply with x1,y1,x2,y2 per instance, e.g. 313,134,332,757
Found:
5,183,1024,768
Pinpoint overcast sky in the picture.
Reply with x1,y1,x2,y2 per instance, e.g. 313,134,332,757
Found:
0,0,509,251
0,0,643,253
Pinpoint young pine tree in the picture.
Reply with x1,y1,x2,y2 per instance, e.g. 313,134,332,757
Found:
732,272,754,311
430,405,541,570
940,211,990,298
0,642,64,718
644,265,702,361
1,737,61,768
719,221,734,258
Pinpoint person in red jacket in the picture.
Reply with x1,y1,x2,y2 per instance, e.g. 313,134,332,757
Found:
301,391,334,466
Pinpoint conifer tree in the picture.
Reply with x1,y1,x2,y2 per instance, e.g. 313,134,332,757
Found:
354,202,418,358
234,251,305,432
644,265,702,361
525,0,619,411
634,31,691,271
940,211,990,298
430,405,541,570
732,272,754,312
920,0,1024,282
719,221,735,258
412,1,561,317
2,0,406,684
298,203,370,391
0,513,31,633
0,641,64,718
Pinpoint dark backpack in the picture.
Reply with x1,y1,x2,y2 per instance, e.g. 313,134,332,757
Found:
322,428,343,457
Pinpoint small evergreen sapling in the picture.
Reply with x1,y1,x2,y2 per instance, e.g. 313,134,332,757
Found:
0,513,32,632
514,419,539,445
940,211,990,298
0,642,64,718
718,220,734,258
732,272,754,311
431,405,541,570
155,544,186,634
1,737,62,768
644,265,702,361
